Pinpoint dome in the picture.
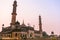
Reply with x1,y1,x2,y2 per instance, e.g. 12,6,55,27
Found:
15,21,20,25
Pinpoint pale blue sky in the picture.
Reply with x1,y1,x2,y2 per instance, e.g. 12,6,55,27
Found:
0,0,60,35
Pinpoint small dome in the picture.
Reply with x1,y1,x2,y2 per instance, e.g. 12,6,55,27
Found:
15,21,20,24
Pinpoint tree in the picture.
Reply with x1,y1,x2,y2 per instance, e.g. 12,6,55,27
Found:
42,31,49,38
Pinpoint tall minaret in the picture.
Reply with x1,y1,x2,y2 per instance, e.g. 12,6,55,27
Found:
11,0,17,25
39,15,42,37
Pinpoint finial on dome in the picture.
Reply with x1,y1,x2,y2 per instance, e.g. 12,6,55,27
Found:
15,0,16,1
2,24,4,27
14,0,17,3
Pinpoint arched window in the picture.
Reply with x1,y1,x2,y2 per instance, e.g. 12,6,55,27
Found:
8,35,10,37
30,33,33,38
21,34,27,39
15,33,17,37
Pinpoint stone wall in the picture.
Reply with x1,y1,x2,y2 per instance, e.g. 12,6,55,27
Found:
1,38,19,40
1,37,60,40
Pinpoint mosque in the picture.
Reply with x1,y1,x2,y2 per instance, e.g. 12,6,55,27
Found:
0,0,43,40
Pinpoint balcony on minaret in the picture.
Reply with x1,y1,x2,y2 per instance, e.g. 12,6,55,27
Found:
12,0,17,14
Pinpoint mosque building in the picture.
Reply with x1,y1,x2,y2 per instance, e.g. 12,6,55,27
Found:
0,0,43,40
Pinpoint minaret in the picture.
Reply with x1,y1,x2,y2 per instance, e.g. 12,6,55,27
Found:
11,0,17,25
22,20,26,26
39,15,42,37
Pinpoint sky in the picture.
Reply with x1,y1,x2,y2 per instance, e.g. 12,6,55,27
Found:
0,0,60,35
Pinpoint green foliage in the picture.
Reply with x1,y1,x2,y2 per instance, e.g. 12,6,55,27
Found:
51,37,57,40
42,31,49,38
